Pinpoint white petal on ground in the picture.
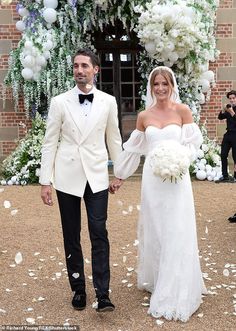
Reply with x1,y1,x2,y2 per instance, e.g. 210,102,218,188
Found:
55,272,61,278
56,247,60,253
136,204,140,211
15,252,23,264
127,267,134,272
205,226,208,234
117,200,123,206
37,316,43,319
11,209,18,216
10,264,16,267
128,205,133,212
88,275,93,280
0,309,6,313
85,258,90,264
2,250,7,253
34,252,40,256
72,273,80,279
141,302,150,307
28,272,35,277
225,263,231,268
67,254,71,259
123,256,127,263
3,200,11,208
122,210,128,215
133,239,139,246
39,259,45,262
127,283,133,288
113,263,118,267
0,188,5,193
122,279,128,283
58,262,63,265
156,320,164,325
37,297,45,301
25,308,34,312
26,318,35,324
223,269,230,277
6,289,12,292
198,313,204,318
92,301,98,309
22,283,27,286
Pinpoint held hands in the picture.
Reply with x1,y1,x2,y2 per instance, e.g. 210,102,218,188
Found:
41,185,53,206
109,178,123,194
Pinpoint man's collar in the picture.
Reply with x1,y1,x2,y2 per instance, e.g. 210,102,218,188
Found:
77,85,96,95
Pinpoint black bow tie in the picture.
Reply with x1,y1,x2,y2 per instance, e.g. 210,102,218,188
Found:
78,93,94,104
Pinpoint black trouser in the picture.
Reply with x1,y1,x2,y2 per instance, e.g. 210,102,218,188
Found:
221,131,236,178
56,183,110,298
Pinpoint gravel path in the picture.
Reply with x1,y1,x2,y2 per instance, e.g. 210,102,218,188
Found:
0,179,235,331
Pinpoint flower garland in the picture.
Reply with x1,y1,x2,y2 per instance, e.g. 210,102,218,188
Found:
1,0,222,184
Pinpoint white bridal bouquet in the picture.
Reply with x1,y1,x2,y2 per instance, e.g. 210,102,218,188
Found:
149,140,191,182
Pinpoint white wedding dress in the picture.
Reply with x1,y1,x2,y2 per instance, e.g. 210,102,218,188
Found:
114,123,207,322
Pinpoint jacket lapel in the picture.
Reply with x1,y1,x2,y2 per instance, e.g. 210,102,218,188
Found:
80,89,105,144
66,86,86,135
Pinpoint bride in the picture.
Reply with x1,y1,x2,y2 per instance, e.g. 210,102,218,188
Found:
114,66,207,322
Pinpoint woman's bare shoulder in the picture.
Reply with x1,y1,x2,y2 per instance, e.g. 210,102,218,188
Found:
175,103,193,123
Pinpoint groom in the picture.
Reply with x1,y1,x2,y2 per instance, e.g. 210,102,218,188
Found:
40,48,123,312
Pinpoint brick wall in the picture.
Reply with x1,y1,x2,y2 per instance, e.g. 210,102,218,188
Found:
0,1,236,160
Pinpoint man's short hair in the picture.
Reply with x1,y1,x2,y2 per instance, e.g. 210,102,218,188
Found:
227,90,236,98
73,48,100,67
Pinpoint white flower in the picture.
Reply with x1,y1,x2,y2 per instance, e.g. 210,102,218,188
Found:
149,140,190,182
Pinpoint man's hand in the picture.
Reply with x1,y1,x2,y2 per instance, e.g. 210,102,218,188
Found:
41,185,53,206
225,104,235,116
109,178,123,194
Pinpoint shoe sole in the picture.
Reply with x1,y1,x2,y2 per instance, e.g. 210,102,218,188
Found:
96,307,115,313
73,306,86,311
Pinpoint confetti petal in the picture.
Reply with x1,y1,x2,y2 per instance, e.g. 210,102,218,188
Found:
38,297,45,301
11,209,18,216
26,318,35,324
156,320,164,325
3,200,11,208
72,273,80,279
15,252,23,264
223,269,230,277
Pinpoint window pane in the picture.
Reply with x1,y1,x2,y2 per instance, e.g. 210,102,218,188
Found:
121,69,133,82
120,53,132,67
101,53,113,67
101,69,113,82
121,84,133,98
135,98,142,111
135,70,141,81
121,99,133,113
102,84,114,95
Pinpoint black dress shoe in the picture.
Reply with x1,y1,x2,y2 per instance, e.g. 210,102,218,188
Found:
72,291,86,310
228,213,236,223
96,295,115,312
215,176,231,183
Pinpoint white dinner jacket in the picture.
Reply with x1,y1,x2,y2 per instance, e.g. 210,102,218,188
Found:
39,86,122,197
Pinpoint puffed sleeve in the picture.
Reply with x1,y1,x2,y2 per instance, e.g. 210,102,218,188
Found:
114,129,147,179
181,123,203,161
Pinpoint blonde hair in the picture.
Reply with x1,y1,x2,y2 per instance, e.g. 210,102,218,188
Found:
150,68,176,100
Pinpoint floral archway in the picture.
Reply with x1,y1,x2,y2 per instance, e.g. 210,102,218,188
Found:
1,0,221,185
